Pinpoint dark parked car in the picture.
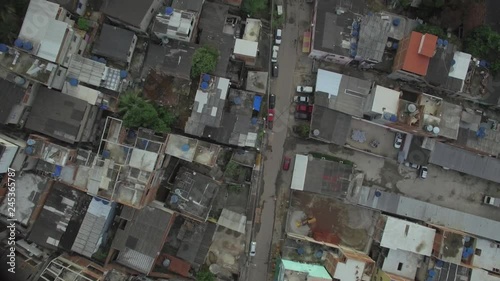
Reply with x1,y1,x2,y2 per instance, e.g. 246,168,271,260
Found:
272,63,279,77
294,112,310,120
296,104,313,113
282,156,291,170
269,94,276,109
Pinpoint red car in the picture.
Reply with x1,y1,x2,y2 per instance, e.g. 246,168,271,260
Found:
296,104,313,113
282,156,291,170
268,109,275,122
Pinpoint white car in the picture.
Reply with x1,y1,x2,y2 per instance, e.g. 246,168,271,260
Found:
294,96,310,103
394,133,403,149
271,45,279,63
275,29,282,45
249,241,256,256
419,166,428,179
296,86,314,93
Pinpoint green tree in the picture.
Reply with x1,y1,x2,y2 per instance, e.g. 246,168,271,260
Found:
118,91,174,133
295,124,310,138
191,46,219,78
242,0,268,17
414,24,446,38
195,268,215,281
464,25,500,74
0,0,29,43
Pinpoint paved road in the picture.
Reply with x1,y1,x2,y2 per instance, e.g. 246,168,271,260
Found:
246,1,309,280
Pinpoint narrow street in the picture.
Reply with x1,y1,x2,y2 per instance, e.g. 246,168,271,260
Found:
246,1,311,280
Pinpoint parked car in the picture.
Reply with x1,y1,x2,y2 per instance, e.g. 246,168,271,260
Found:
404,162,420,169
296,86,314,93
269,94,276,109
419,166,428,179
294,96,310,103
394,133,403,149
296,104,313,113
483,195,500,207
294,112,310,120
276,4,283,16
275,29,282,45
249,241,257,256
272,63,279,77
282,156,291,170
271,45,279,63
268,108,275,122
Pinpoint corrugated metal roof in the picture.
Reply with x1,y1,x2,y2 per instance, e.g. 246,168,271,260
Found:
112,205,173,274
357,186,500,241
316,69,342,99
449,52,471,80
19,0,59,44
67,55,106,87
37,20,68,62
71,198,113,258
291,155,308,191
429,142,500,183
282,259,332,280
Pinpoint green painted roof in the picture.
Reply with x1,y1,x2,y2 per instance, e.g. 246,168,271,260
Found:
281,259,332,280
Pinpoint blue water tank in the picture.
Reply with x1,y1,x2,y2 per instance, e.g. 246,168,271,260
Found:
392,42,399,50
69,78,79,86
120,70,128,79
202,73,211,82
165,7,174,15
251,117,258,125
233,96,242,105
91,56,99,61
200,81,209,90
392,18,401,26
451,59,456,66
375,191,382,197
443,40,449,46
102,150,111,159
0,44,8,53
25,146,34,155
98,57,107,64
437,38,443,47
314,250,323,258
181,144,190,151
170,195,179,204
351,30,359,37
23,41,33,51
14,38,23,48
352,21,360,30
297,248,305,255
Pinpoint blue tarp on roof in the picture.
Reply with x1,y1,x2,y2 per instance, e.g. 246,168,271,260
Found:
253,95,262,112
53,165,62,177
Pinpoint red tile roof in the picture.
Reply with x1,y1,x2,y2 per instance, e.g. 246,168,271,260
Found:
402,32,438,76
418,33,438,57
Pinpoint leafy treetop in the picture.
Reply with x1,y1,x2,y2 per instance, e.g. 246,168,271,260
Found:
191,46,219,78
464,25,500,74
118,91,175,133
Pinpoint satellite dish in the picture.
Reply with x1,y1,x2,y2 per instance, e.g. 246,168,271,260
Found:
407,103,417,113
313,129,320,136
162,259,171,267
433,127,440,134
425,125,433,132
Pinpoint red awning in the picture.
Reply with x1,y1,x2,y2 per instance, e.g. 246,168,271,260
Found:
302,31,311,53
